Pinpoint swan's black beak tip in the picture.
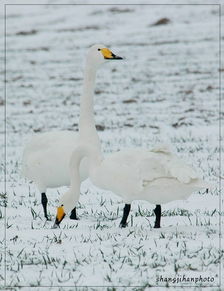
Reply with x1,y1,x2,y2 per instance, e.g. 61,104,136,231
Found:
105,54,123,60
114,55,123,60
52,223,60,229
52,216,61,229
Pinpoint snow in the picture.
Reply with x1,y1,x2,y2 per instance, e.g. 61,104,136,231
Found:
0,1,223,290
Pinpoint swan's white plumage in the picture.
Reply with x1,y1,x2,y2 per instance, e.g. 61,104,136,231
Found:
59,141,208,217
88,147,207,205
22,44,110,196
42,45,209,220
22,131,89,192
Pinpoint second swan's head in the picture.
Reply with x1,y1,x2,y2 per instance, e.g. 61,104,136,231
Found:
86,44,123,68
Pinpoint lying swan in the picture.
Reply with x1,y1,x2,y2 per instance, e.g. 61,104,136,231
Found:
54,143,208,228
22,44,123,220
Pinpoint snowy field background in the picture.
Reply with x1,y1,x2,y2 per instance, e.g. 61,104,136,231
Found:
0,1,223,290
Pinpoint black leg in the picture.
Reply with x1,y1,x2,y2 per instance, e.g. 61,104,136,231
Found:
119,204,131,228
41,193,50,220
154,204,161,228
70,207,79,220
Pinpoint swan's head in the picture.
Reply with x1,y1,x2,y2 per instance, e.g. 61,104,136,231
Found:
87,44,123,68
53,205,66,228
52,190,76,228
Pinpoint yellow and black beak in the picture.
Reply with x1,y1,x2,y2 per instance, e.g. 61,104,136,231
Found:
99,48,123,60
52,206,65,228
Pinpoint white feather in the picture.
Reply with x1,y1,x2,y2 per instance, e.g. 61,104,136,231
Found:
22,44,109,196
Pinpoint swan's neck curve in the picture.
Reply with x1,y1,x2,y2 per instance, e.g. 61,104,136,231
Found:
79,61,100,146
66,145,101,213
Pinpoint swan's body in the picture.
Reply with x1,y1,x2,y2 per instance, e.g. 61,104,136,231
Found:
55,144,208,228
22,131,88,190
89,146,207,205
22,44,122,219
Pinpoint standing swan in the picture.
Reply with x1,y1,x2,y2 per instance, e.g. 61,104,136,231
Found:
22,44,123,220
54,144,208,228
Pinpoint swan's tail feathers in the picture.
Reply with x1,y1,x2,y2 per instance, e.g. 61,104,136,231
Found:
170,165,198,184
198,179,215,190
192,179,214,190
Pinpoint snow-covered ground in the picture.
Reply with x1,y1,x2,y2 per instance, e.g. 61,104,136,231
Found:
0,1,223,290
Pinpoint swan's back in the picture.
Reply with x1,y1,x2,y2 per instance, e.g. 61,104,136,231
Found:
23,131,78,156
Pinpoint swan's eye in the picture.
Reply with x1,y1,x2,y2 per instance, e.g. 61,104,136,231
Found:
98,48,101,51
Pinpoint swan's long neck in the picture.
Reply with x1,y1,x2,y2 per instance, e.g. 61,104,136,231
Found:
70,158,81,203
67,145,101,212
79,62,100,146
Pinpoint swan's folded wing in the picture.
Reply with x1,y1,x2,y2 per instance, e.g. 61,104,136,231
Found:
139,157,168,186
166,157,198,183
139,155,198,186
150,144,198,183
